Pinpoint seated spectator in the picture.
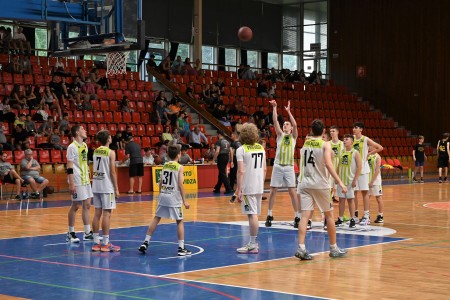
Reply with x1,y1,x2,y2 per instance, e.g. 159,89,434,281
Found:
58,113,71,135
90,68,108,89
171,56,183,75
81,79,97,101
234,118,244,133
49,128,67,150
182,58,197,75
185,81,195,99
41,86,62,120
158,55,172,80
194,58,204,77
212,104,231,126
0,27,12,54
24,114,37,136
151,100,170,125
204,143,216,161
11,124,29,150
159,140,170,162
214,77,225,95
161,125,174,143
146,54,157,71
155,91,168,105
10,27,31,55
33,104,49,122
120,96,133,112
253,106,265,122
24,85,38,108
179,146,193,165
257,79,270,98
189,126,208,149
202,84,214,105
0,124,13,150
21,56,32,74
20,149,49,199
0,151,23,200
241,65,256,80
122,125,133,142
143,148,156,166
14,113,26,128
37,118,53,137
177,111,191,137
110,131,124,151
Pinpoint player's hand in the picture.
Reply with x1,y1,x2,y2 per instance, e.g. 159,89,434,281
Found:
413,158,416,161
69,183,76,195
269,100,277,107
237,190,243,203
340,183,347,194
369,182,374,188
230,162,234,168
352,180,357,188
115,190,120,198
184,202,190,209
284,101,291,112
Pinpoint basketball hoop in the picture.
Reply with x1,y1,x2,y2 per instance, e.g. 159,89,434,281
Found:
106,51,130,77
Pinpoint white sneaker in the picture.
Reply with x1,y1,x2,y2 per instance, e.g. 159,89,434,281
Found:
237,243,259,254
359,217,371,226
66,232,80,243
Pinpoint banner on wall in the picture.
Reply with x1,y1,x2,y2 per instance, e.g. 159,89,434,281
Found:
152,165,198,192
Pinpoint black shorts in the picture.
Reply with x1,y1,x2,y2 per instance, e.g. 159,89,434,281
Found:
2,174,16,184
129,163,144,177
437,156,449,168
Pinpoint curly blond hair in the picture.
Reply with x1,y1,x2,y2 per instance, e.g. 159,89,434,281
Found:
239,123,259,145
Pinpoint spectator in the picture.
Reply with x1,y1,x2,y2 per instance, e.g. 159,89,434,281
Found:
13,113,26,128
143,148,156,166
189,126,208,149
194,58,204,77
21,56,32,74
122,135,143,194
24,85,38,108
158,55,172,80
20,149,49,199
182,58,196,75
155,91,168,105
204,143,216,161
90,68,108,89
179,146,193,164
0,124,13,150
159,140,170,163
257,79,270,98
241,65,256,80
49,128,67,150
177,111,191,137
121,125,133,142
0,151,23,200
152,100,170,125
161,126,174,143
110,131,124,151
11,124,29,150
58,113,71,135
171,55,183,75
0,27,12,54
214,77,225,95
120,96,133,112
33,103,49,122
10,27,31,54
38,118,53,137
81,79,97,101
24,114,37,136
41,86,62,120
146,54,157,71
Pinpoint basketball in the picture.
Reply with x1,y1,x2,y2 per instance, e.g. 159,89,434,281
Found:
154,156,163,165
238,26,253,42
46,186,55,194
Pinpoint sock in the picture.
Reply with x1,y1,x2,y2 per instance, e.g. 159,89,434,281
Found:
295,211,300,218
330,243,338,250
379,213,383,217
145,235,152,243
268,210,273,216
250,236,257,244
69,226,75,233
338,216,343,221
364,211,370,219
93,233,100,244
103,235,110,245
179,240,184,249
298,244,306,251
84,225,91,234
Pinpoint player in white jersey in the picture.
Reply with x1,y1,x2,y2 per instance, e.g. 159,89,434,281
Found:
66,125,94,243
91,130,120,252
265,100,301,228
295,119,347,260
352,122,383,225
368,145,384,223
139,145,192,256
335,134,361,228
235,123,267,254
329,126,344,203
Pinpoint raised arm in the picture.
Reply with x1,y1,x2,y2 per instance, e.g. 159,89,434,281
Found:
284,101,297,139
269,100,282,136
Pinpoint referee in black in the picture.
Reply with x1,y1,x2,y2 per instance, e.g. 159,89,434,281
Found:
212,130,234,195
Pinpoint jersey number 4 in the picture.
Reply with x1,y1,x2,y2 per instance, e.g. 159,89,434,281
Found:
303,150,316,167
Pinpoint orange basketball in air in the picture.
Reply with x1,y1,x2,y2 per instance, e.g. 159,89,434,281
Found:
238,26,253,42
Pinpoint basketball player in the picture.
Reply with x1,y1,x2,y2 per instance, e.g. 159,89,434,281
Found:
335,134,361,228
437,133,450,183
139,145,192,256
295,119,347,260
66,125,94,243
368,146,384,223
235,123,267,254
330,126,344,203
91,130,120,252
265,100,300,228
352,122,383,226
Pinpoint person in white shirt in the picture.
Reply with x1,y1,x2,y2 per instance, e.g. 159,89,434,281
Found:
143,148,156,166
10,27,31,54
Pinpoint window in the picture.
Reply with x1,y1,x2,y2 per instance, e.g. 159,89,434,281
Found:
202,45,215,70
176,43,190,60
225,48,237,71
247,50,259,69
35,28,47,57
282,54,298,71
267,53,279,69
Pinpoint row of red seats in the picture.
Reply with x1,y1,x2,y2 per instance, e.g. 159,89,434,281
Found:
2,149,66,164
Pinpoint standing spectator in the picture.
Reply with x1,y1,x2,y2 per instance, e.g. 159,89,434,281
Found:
437,133,450,183
188,127,208,149
110,131,124,151
146,54,157,79
171,56,183,75
122,135,143,194
0,151,23,200
20,149,49,199
212,130,234,195
66,125,94,243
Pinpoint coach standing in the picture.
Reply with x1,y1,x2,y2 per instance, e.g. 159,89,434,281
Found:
122,135,143,194
212,130,234,195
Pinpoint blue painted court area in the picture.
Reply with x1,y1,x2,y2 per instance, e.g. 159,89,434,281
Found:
0,222,405,300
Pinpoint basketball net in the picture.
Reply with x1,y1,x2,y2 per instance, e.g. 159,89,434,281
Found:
106,51,130,77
